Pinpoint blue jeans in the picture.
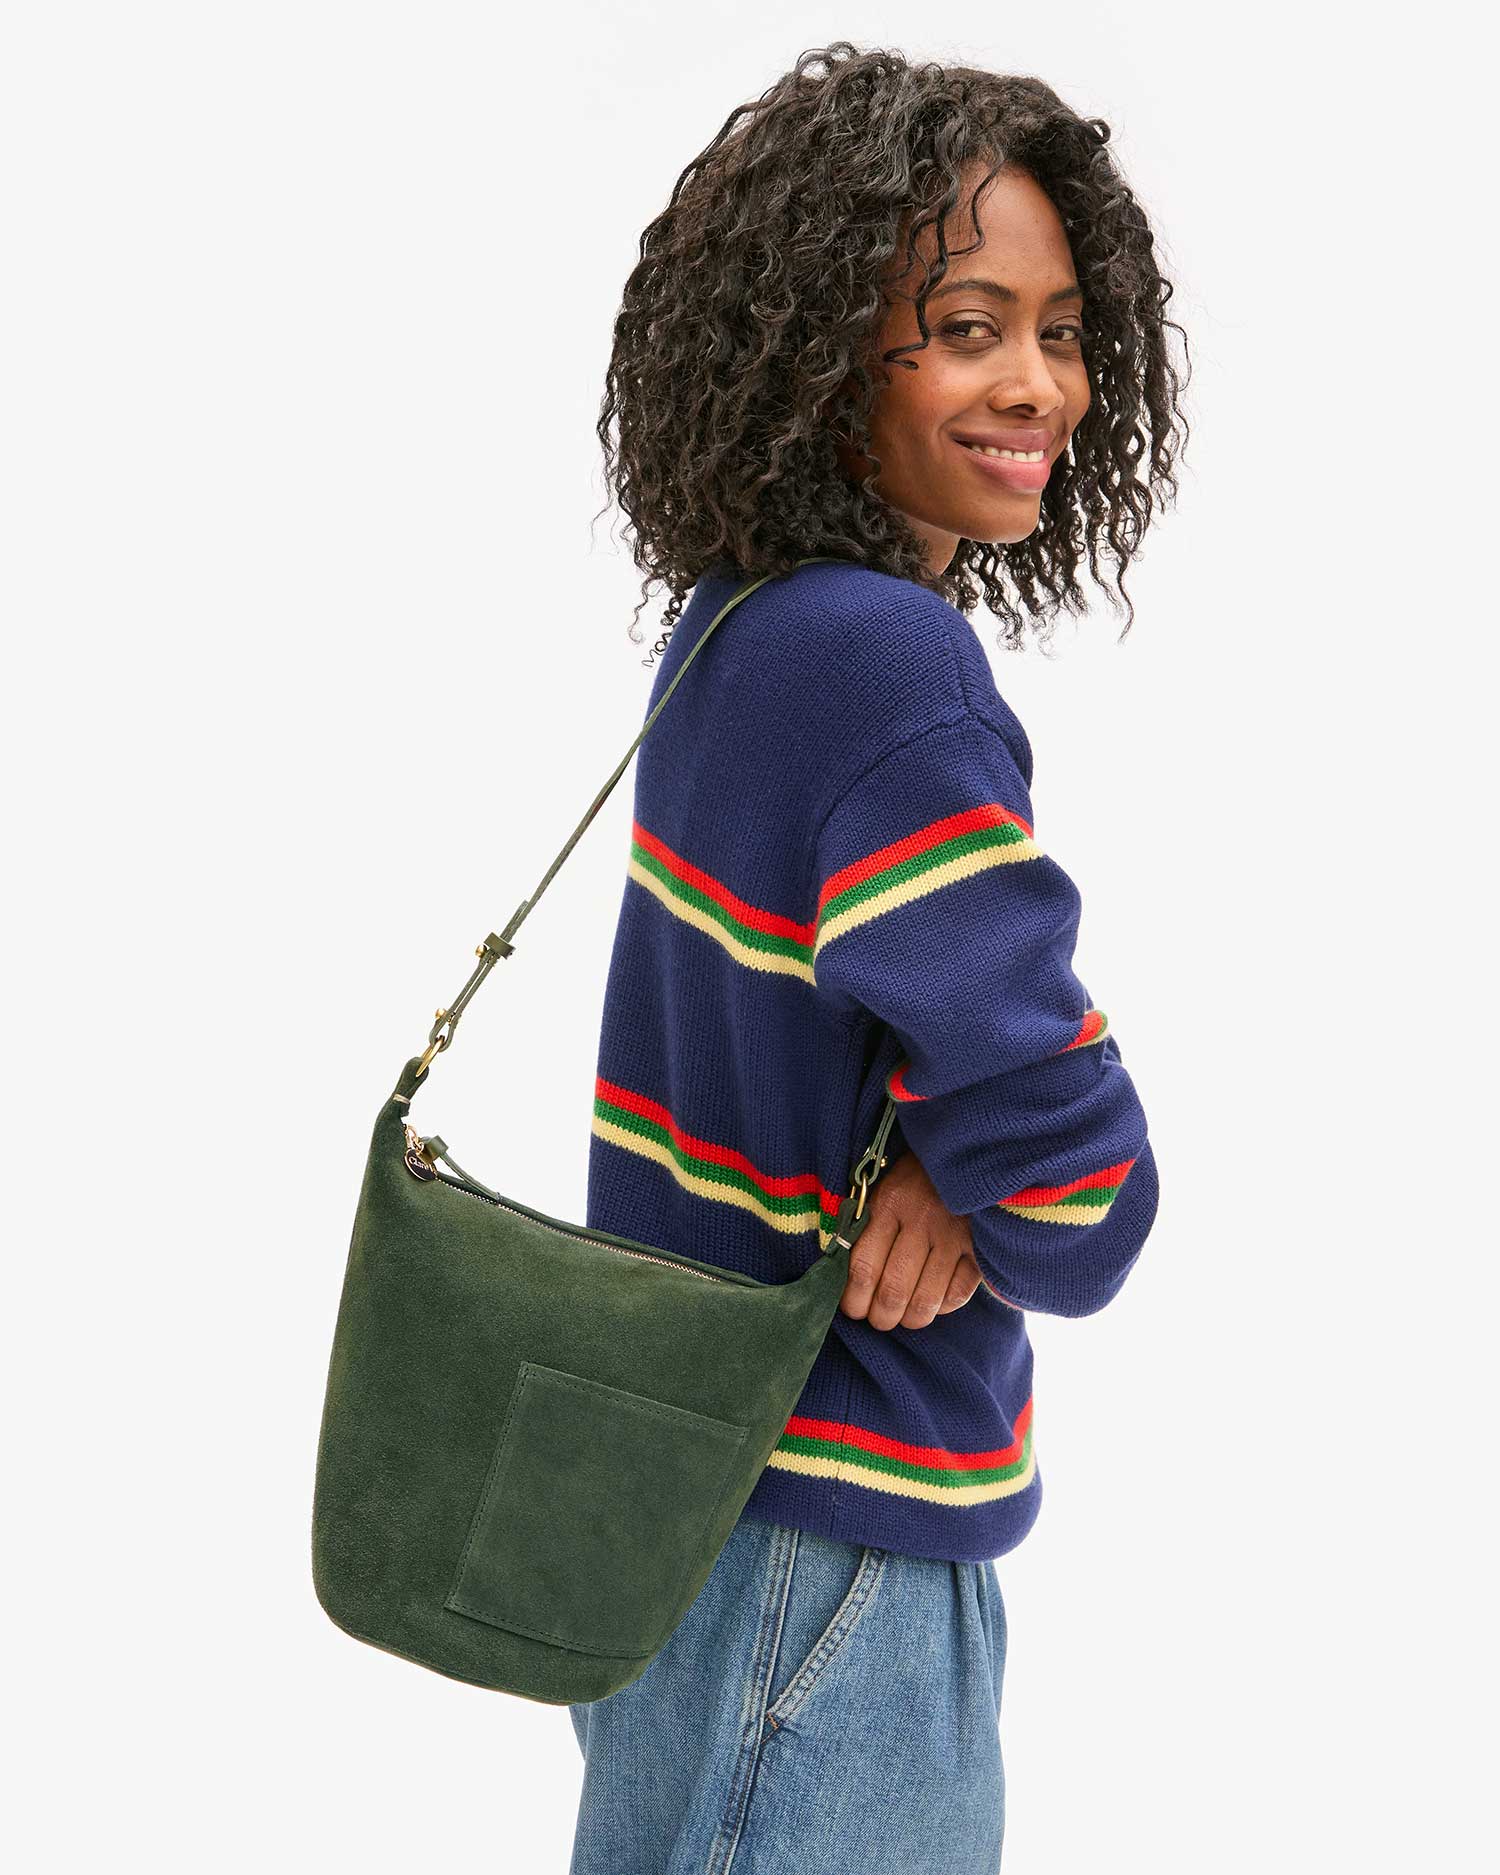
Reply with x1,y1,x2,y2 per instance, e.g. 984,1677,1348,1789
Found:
568,1514,1008,1874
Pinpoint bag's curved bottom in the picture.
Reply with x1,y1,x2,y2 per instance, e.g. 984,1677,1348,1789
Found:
311,1066,867,1706
313,1588,655,1705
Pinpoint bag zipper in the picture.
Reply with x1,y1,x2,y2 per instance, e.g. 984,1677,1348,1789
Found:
402,1124,739,1287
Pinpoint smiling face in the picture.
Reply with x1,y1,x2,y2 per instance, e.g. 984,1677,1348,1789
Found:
836,163,1091,576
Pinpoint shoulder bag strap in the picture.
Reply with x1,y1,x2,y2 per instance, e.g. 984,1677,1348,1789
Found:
405,554,899,1214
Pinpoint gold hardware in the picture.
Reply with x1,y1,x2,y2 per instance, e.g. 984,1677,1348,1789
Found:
416,1007,456,1076
403,1122,437,1181
848,1151,887,1221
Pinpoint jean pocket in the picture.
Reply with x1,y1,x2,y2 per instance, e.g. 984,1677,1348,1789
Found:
763,1536,889,1729
444,1362,747,1659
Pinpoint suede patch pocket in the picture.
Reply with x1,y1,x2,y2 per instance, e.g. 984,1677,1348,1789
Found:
444,1361,748,1659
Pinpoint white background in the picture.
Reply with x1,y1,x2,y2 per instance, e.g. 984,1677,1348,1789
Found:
5,5,1493,1870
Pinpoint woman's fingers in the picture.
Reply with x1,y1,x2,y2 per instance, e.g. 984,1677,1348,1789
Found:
895,1236,970,1331
938,1255,984,1315
840,1208,901,1323
869,1226,941,1332
839,1150,982,1330
842,1229,978,1331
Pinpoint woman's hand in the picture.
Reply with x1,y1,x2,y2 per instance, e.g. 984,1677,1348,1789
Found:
840,1150,984,1330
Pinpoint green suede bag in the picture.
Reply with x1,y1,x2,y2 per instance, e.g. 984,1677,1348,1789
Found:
312,559,900,1705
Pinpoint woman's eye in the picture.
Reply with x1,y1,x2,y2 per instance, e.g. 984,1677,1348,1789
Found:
941,320,1087,345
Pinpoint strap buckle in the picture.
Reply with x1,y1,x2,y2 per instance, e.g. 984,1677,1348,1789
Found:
414,923,520,1074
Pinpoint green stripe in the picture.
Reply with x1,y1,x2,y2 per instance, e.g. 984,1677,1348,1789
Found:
1006,1186,1119,1213
820,821,1030,927
774,1427,1034,1490
593,1094,817,1222
631,842,812,965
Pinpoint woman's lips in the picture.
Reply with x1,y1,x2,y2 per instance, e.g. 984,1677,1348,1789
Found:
952,436,1052,492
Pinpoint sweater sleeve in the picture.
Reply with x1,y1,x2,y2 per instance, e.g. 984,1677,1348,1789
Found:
811,711,1159,1318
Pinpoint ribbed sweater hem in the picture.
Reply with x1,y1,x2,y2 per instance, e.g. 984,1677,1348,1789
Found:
735,1457,1044,1566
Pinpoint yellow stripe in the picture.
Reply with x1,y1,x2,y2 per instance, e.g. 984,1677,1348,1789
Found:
590,1115,827,1236
764,1442,1038,1506
813,837,1041,959
1001,1199,1115,1225
627,859,818,981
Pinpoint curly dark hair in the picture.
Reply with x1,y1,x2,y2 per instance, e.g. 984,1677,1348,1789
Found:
595,40,1191,654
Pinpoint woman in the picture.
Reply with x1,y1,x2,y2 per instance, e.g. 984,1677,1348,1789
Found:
570,41,1187,1874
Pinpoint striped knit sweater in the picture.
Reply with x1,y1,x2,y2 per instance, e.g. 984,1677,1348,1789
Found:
585,557,1159,1564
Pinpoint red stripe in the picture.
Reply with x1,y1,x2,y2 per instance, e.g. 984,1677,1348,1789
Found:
1061,1008,1106,1051
783,1396,1033,1473
633,822,814,943
595,1076,843,1213
817,801,1034,915
887,1060,922,1102
979,1271,1023,1307
1004,1157,1136,1206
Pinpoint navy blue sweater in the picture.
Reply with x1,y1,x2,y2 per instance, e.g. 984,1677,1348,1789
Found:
585,558,1159,1563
